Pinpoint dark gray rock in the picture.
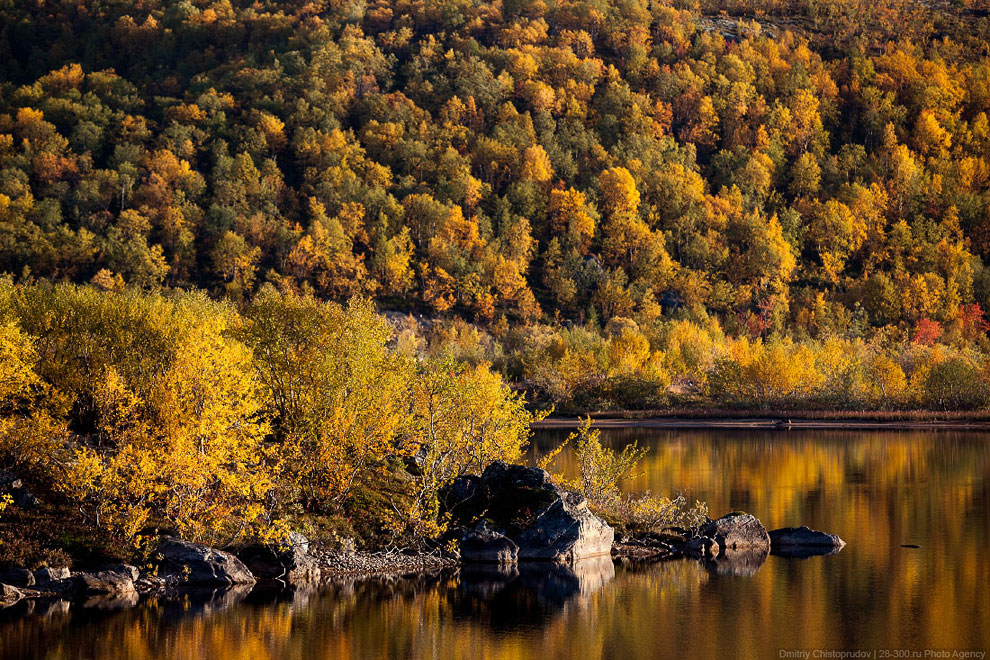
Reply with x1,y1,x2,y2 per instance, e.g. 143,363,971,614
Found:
237,532,321,582
681,536,720,558
34,566,70,588
441,474,480,512
461,521,519,563
72,568,137,597
699,513,770,552
1,472,39,510
403,447,428,476
157,538,256,585
0,567,35,587
514,491,614,562
106,564,141,581
769,526,846,558
447,461,613,563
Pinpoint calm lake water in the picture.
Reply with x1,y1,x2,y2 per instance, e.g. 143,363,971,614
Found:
2,429,988,660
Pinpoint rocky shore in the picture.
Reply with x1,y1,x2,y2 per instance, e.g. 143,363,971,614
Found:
0,462,844,615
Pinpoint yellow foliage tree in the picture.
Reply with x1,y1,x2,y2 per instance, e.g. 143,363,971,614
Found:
241,291,412,510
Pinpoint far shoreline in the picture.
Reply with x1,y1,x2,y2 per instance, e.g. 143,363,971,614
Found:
533,409,990,431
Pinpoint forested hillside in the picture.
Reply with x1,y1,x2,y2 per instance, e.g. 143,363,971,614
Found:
1,0,990,410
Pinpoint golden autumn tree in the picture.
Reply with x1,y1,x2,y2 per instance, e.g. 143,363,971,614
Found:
240,290,412,510
406,358,540,535
11,285,274,544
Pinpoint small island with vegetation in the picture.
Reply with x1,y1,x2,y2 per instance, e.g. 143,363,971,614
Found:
0,281,897,609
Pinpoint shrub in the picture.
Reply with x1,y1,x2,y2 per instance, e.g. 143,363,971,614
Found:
922,357,990,410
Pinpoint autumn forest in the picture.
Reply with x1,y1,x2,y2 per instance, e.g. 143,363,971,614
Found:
1,0,990,563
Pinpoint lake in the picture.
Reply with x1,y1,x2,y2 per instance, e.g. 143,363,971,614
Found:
1,428,988,659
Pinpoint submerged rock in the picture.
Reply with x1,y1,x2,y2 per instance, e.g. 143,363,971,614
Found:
769,526,846,558
237,532,322,583
157,538,256,586
699,513,770,553
446,461,613,563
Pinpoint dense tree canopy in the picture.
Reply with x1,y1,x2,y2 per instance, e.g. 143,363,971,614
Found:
0,0,988,341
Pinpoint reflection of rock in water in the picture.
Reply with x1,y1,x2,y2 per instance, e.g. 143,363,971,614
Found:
246,580,321,612
771,545,844,559
455,557,615,628
704,546,769,577
79,590,139,611
158,584,253,623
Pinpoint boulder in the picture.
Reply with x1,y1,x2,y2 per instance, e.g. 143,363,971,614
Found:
699,513,770,552
34,566,71,588
72,568,138,597
106,564,141,581
461,521,519,563
441,474,480,512
769,526,846,558
514,491,614,562
403,447,428,476
447,461,613,563
0,567,35,588
237,532,322,583
157,538,256,586
0,583,23,606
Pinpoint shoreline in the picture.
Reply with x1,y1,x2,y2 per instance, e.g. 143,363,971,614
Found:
533,412,990,431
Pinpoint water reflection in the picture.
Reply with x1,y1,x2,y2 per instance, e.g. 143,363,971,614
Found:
705,546,769,576
1,429,988,659
455,557,615,628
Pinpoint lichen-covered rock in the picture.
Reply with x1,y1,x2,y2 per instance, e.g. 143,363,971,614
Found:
448,461,613,563
157,538,256,585
237,532,322,582
699,513,770,552
769,526,846,558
